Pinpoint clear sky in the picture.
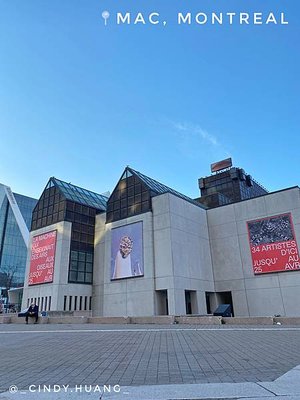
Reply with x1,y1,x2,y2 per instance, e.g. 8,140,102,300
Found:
0,0,299,200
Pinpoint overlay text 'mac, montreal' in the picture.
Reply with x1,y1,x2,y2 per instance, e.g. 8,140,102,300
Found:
114,12,289,25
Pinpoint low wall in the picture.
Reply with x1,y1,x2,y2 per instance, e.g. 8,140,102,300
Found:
3,315,300,325
47,311,73,317
0,315,49,324
0,316,11,324
130,316,175,324
223,317,274,325
274,317,300,325
88,317,130,324
48,316,88,324
175,316,222,325
74,311,92,317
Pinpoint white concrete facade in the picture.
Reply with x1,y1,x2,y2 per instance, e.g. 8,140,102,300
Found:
22,221,92,312
21,186,300,317
152,194,214,316
208,187,300,317
92,193,213,316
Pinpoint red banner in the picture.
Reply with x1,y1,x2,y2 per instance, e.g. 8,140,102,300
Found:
28,230,57,285
247,213,300,275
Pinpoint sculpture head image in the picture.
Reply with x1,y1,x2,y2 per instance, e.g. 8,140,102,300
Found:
119,236,133,258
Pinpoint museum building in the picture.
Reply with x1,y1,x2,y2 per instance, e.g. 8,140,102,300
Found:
21,164,300,317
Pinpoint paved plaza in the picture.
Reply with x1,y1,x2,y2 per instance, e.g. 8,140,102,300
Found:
1,324,300,399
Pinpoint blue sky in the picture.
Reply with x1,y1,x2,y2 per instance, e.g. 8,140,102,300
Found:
0,0,299,200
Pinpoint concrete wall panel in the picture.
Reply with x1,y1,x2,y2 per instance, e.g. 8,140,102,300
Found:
246,288,285,316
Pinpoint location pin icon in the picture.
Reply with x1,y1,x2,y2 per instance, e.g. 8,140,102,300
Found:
102,11,110,26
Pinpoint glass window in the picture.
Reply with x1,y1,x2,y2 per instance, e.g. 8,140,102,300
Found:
89,208,96,217
142,201,149,211
86,263,93,273
86,253,93,263
87,234,94,244
135,194,141,203
72,231,80,241
78,252,85,261
78,262,85,272
69,271,77,281
135,184,142,194
66,201,74,211
120,208,127,219
82,206,89,215
80,233,87,242
88,216,94,225
75,203,82,213
73,213,80,223
113,201,120,211
43,198,49,207
142,192,149,201
68,250,93,284
105,171,152,223
113,210,120,220
66,210,74,220
70,261,78,270
77,272,85,281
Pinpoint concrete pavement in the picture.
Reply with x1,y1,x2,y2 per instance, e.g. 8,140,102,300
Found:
1,324,300,399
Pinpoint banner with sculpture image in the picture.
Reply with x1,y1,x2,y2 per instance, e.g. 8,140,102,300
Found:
247,213,299,275
111,221,143,280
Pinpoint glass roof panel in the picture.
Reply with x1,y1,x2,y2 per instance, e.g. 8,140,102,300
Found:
51,177,108,211
45,180,55,190
127,168,205,209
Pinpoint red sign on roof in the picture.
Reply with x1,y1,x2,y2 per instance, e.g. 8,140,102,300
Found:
211,158,232,173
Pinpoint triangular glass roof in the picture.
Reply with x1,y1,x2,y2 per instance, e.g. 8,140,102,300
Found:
127,167,206,209
47,177,108,211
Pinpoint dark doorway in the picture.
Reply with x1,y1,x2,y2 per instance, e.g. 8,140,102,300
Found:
205,292,212,314
218,291,234,316
156,290,168,315
205,291,234,316
185,291,192,314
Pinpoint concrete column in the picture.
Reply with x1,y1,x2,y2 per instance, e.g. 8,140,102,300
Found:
196,291,207,314
167,288,186,315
